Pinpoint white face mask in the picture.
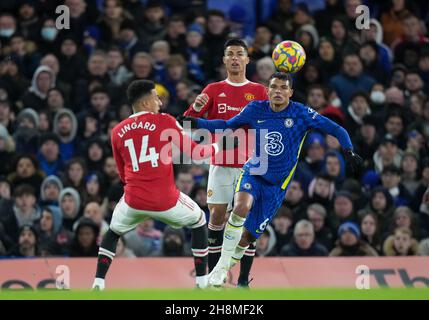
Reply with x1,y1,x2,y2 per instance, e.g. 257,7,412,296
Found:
331,97,342,108
370,91,386,104
41,27,58,41
0,28,15,38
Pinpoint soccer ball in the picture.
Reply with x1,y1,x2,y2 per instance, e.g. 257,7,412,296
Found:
272,40,306,73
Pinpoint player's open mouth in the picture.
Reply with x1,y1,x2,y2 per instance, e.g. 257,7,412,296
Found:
231,63,239,67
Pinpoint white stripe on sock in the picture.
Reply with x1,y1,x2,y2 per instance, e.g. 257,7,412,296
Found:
99,248,115,259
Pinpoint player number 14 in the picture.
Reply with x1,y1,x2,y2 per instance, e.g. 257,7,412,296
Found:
124,135,159,171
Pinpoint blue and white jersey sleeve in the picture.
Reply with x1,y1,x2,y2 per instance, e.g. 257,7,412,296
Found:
302,106,353,150
196,102,255,132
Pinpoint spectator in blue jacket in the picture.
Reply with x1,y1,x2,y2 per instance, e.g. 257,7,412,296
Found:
329,52,376,110
37,132,63,177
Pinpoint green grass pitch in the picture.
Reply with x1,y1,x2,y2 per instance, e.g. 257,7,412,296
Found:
1,288,428,300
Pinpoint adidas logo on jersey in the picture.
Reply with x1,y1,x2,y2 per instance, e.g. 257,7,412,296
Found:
218,92,227,97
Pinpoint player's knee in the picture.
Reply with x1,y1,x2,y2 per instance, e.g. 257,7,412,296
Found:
108,226,124,237
208,205,227,226
190,211,206,229
232,202,251,218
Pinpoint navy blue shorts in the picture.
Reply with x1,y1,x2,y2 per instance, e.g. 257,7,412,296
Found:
235,170,287,239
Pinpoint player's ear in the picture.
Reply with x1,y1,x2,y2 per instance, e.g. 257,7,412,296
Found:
289,88,294,97
245,55,249,65
222,56,227,65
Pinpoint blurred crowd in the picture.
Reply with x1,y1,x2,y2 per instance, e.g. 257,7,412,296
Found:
0,0,429,259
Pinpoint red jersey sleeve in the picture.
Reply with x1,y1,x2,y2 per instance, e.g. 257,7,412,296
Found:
260,85,269,100
183,84,214,118
111,130,126,184
166,115,216,159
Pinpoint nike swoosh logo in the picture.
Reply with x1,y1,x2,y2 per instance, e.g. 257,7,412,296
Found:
255,229,263,234
257,120,265,123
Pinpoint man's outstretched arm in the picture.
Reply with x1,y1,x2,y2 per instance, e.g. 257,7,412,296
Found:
178,104,253,133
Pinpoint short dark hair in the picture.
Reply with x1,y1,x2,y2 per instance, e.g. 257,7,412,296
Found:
342,51,361,62
89,87,109,97
269,72,293,87
382,164,401,176
316,173,333,182
224,38,248,54
127,80,155,106
14,184,36,198
168,14,185,24
307,84,327,99
350,91,370,104
207,9,225,19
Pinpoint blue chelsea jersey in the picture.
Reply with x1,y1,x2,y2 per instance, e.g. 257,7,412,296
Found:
197,100,353,187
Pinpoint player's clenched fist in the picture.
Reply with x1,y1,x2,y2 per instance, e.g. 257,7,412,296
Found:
193,93,209,111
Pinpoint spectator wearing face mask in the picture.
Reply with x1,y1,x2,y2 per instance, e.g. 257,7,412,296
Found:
13,108,40,155
38,17,61,55
369,84,387,115
381,165,413,207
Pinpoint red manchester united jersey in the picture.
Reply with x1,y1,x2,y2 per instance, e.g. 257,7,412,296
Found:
184,79,268,168
111,111,215,211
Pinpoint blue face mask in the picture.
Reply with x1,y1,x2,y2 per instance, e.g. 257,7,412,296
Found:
0,28,15,38
41,27,58,41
